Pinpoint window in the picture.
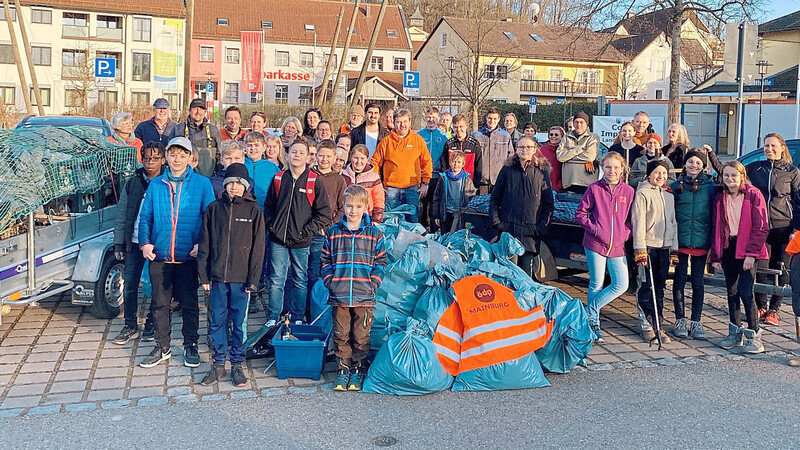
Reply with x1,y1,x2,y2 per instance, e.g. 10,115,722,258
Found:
261,21,272,29
275,84,288,104
324,53,338,69
65,89,84,108
96,51,121,78
62,49,86,67
646,59,653,73
31,9,51,24
579,69,600,84
440,32,448,47
250,92,259,104
549,68,563,81
133,17,151,42
370,56,383,71
275,50,289,66
62,12,87,27
386,29,398,38
484,64,509,80
349,55,358,64
530,34,542,42
656,60,666,79
31,46,51,66
30,87,50,106
131,91,150,106
97,15,121,29
0,86,14,105
0,6,16,21
225,47,240,64
304,24,314,32
199,46,214,62
299,85,311,106
522,69,534,80
99,90,117,105
0,44,13,64
503,32,516,40
217,18,228,26
132,52,151,81
224,82,238,103
655,89,664,100
164,93,179,108
393,57,406,72
300,52,313,67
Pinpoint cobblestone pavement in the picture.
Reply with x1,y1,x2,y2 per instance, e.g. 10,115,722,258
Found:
1,274,798,419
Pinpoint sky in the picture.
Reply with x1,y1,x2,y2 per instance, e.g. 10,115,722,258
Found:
759,0,798,23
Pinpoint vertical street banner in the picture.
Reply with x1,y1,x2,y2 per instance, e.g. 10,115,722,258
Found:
154,20,182,89
241,31,263,92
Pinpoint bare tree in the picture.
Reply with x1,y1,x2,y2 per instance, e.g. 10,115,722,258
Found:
618,64,646,99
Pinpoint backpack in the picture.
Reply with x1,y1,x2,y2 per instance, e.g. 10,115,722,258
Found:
272,170,317,205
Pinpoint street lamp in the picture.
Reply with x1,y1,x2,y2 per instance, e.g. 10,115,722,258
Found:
305,24,317,106
561,78,570,124
756,59,772,148
447,56,455,113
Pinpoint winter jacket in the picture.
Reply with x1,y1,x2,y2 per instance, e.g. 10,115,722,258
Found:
370,130,433,189
709,183,769,262
220,127,249,142
108,135,144,164
169,118,223,177
197,191,266,289
629,154,675,187
313,167,347,229
138,166,215,263
320,213,387,307
263,167,332,249
244,157,280,210
473,126,514,186
440,135,483,188
489,156,554,253
281,135,299,153
342,164,385,223
537,143,563,192
608,142,643,167
418,127,448,172
507,128,523,148
745,159,800,230
432,169,477,221
576,179,634,258
556,129,600,189
114,167,161,253
631,181,678,252
669,173,715,250
349,123,389,150
134,117,177,147
210,166,255,199
662,143,689,169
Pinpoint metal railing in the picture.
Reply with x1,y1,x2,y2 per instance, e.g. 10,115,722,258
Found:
520,79,609,96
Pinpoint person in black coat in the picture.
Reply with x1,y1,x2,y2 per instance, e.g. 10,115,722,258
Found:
489,136,554,279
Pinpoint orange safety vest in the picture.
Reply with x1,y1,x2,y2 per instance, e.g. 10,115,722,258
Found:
433,275,553,376
786,232,800,256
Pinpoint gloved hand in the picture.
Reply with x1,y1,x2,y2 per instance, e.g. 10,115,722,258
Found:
635,250,648,267
584,161,596,174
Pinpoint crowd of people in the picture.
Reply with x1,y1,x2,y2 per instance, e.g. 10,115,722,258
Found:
108,96,800,390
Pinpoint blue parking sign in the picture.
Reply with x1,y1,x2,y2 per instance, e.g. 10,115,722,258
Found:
403,71,420,97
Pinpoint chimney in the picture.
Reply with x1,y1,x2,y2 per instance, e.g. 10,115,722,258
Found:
626,12,636,19
364,5,371,18
502,18,512,22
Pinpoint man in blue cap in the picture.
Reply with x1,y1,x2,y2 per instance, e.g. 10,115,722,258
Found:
170,98,223,177
134,97,177,147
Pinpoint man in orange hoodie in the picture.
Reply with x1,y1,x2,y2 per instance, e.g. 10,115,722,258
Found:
370,109,433,223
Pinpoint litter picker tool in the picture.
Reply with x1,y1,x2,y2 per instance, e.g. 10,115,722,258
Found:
647,255,663,350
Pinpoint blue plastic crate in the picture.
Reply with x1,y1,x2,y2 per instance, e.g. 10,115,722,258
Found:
271,324,332,380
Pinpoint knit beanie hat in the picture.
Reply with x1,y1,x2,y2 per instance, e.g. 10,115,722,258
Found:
646,133,663,147
574,111,590,124
646,159,670,178
223,163,251,191
684,148,708,168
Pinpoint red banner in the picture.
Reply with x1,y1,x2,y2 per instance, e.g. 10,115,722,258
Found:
241,31,262,92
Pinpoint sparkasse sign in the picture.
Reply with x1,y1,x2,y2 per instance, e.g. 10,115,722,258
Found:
262,70,312,81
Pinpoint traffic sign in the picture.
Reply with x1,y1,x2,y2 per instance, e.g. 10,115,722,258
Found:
206,82,214,94
403,71,420,97
528,96,537,114
94,57,116,87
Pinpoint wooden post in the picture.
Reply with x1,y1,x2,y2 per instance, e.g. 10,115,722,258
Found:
331,0,359,105
3,1,32,114
350,0,388,111
182,0,194,117
319,6,344,107
12,0,43,115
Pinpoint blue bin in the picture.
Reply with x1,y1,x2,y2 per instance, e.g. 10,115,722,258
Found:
271,324,331,380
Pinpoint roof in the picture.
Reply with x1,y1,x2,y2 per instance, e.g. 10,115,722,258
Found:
680,38,712,67
193,0,411,51
688,64,798,96
603,7,708,35
610,32,661,58
306,72,407,100
758,10,800,34
14,0,185,18
410,7,423,21
423,17,627,63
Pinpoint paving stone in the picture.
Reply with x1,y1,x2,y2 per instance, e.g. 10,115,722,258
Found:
167,376,191,387
13,372,52,385
632,360,658,368
19,362,57,373
65,402,97,413
288,377,325,387
54,370,92,382
654,357,684,366
230,390,258,399
256,377,290,388
87,389,124,402
43,392,85,405
172,394,198,403
137,396,168,407
587,363,614,371
0,364,18,375
0,396,41,408
611,362,634,370
96,357,131,368
288,386,318,395
589,354,622,364
167,366,192,377
701,355,727,362
0,353,27,364
129,387,166,398
68,341,101,351
90,377,126,390
63,351,99,361
100,399,131,410
130,376,166,387
6,383,48,397
201,394,227,402
260,387,288,396
48,380,88,393
27,404,62,415
166,386,192,396
0,408,25,418
94,367,129,378
725,354,747,361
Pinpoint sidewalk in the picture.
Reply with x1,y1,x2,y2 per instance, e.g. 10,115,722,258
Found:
1,274,798,418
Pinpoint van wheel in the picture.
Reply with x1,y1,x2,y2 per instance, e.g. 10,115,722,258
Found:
89,254,124,319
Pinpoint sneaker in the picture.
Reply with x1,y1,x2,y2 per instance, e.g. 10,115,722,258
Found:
658,330,672,345
333,369,350,391
140,346,171,368
672,318,689,339
141,322,155,342
642,329,656,343
184,344,200,368
264,319,277,328
294,320,304,325
248,300,261,314
789,358,800,367
112,325,140,345
689,321,707,340
590,324,605,344
742,328,764,354
757,307,769,321
348,366,365,391
200,363,225,386
720,323,744,349
763,310,780,326
230,363,247,387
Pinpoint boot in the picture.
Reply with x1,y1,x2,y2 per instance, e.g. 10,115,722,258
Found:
719,323,744,350
333,360,350,392
200,363,226,386
742,328,765,354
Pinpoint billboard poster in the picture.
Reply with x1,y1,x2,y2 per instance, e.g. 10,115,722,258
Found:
154,20,182,89
241,31,263,92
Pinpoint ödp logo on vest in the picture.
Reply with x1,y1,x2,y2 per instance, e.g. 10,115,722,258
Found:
474,284,495,303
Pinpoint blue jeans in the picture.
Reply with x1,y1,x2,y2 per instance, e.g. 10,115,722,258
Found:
268,243,310,321
385,185,420,223
306,233,325,310
209,282,249,364
585,248,629,326
259,234,272,287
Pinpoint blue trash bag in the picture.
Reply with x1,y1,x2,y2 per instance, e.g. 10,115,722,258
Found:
412,263,459,333
535,297,594,373
441,224,493,263
452,351,550,391
140,259,151,298
376,242,430,317
362,318,454,395
490,232,526,260
309,280,333,333
467,259,537,291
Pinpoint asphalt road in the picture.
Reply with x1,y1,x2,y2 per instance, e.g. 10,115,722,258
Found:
2,360,799,449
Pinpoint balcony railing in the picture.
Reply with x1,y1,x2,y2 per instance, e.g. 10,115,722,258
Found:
520,79,612,97
62,25,88,38
96,27,123,41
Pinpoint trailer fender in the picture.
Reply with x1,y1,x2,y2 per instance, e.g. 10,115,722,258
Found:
533,242,558,283
71,233,115,283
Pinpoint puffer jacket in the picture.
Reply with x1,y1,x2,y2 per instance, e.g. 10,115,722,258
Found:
489,155,554,253
138,166,215,262
321,213,387,307
556,129,600,189
441,135,483,188
312,167,347,229
114,167,162,253
670,173,715,249
473,126,514,186
342,164,385,223
709,183,769,262
417,127,448,172
631,181,678,251
263,167,332,249
244,157,281,209
169,118,223,177
629,154,675,187
745,159,800,230
576,179,635,258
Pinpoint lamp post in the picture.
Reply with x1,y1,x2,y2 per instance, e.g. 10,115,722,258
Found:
756,59,771,148
561,78,570,125
447,56,455,113
305,24,317,106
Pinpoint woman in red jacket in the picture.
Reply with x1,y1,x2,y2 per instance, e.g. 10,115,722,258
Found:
709,161,769,354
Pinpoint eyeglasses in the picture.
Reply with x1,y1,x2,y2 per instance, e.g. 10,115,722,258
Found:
142,157,163,162
549,133,561,137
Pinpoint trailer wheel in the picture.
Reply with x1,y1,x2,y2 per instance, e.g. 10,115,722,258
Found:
90,253,124,319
